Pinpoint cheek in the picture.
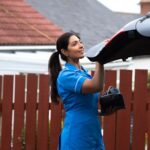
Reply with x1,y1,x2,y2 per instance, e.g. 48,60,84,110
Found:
73,51,81,56
68,49,78,56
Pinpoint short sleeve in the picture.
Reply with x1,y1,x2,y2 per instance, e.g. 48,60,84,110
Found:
57,70,87,93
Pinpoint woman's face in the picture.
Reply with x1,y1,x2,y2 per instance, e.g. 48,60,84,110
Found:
64,35,84,61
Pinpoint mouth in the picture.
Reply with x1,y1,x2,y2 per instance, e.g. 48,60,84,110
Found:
80,49,84,54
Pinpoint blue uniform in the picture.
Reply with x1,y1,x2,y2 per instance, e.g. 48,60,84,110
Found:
57,63,105,150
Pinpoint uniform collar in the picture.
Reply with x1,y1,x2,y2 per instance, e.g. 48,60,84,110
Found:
65,63,88,72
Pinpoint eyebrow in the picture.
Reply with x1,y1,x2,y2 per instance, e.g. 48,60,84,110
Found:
71,39,81,44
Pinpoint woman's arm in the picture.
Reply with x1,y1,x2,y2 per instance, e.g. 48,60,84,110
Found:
82,62,104,93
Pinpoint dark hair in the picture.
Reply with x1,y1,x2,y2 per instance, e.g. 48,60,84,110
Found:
48,32,80,103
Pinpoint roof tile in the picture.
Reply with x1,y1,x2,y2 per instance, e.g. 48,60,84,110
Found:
0,0,64,45
26,0,141,49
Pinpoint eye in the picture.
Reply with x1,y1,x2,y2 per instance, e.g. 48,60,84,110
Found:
72,41,78,46
80,41,83,44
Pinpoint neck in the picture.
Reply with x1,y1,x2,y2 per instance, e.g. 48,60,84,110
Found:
68,59,81,70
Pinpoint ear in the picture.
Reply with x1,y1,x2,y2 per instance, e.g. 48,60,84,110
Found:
61,49,69,57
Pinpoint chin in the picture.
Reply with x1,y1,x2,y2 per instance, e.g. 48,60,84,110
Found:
80,55,84,59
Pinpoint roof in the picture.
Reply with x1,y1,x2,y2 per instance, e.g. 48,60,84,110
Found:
26,0,141,49
0,0,64,45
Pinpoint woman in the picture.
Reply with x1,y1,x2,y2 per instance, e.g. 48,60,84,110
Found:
48,32,105,150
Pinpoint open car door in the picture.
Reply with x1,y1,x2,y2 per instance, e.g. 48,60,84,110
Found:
86,12,150,64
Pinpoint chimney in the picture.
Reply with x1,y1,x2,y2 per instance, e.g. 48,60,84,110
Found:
140,0,150,15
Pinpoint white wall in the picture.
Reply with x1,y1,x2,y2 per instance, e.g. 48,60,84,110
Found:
0,51,149,75
0,52,94,75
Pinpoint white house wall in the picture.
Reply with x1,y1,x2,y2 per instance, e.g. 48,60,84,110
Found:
128,57,150,70
0,51,150,75
0,52,94,75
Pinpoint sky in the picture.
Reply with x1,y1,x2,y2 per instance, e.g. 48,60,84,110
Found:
97,0,140,13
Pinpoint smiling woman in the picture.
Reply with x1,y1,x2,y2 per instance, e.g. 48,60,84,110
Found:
48,31,105,150
61,35,85,64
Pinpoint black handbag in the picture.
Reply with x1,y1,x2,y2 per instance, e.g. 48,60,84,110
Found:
100,86,125,116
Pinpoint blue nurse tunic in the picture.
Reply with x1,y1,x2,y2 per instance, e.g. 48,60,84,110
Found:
57,63,105,150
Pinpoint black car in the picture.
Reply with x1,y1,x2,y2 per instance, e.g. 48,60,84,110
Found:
86,12,150,64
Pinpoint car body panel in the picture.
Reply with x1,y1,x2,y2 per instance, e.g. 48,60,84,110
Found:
86,12,150,64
